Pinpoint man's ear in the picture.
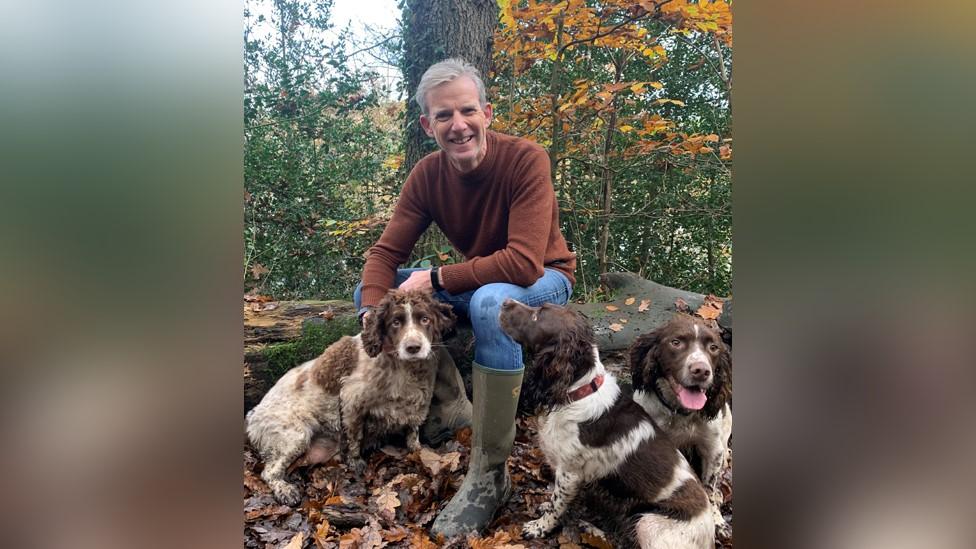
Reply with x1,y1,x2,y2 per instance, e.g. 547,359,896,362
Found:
483,103,493,126
420,115,434,137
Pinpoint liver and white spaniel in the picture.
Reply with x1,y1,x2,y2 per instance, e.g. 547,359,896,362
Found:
629,313,732,535
246,289,455,504
500,300,714,549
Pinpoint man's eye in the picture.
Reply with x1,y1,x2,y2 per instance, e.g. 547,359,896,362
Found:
435,114,451,122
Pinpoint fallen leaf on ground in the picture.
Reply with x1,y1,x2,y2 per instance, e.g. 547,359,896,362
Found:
245,504,292,522
638,299,651,312
283,532,304,549
581,531,612,549
313,520,332,548
674,297,689,312
410,529,438,549
608,323,623,332
605,305,619,311
624,297,635,305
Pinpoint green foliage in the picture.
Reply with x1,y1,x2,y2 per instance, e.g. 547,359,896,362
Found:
262,317,360,379
244,0,404,300
492,3,732,298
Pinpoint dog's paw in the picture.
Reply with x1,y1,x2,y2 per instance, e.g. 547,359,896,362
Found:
273,483,302,506
523,516,554,539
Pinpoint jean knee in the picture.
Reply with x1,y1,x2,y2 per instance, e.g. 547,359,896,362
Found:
468,287,506,330
353,281,364,309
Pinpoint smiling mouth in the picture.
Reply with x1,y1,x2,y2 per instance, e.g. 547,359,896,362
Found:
449,136,473,145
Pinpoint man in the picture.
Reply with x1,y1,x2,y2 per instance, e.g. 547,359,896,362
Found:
353,58,576,536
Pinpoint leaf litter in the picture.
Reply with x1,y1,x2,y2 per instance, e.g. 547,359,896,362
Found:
245,405,732,548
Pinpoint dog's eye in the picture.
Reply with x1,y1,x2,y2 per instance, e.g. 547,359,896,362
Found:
670,339,681,347
391,319,401,328
420,316,430,325
708,343,720,352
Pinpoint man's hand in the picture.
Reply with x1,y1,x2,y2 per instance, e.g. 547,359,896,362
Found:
398,269,435,292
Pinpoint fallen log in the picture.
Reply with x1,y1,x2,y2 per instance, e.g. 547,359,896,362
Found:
243,273,730,410
579,272,731,352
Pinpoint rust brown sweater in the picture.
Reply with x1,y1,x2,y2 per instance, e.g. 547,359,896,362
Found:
360,131,576,308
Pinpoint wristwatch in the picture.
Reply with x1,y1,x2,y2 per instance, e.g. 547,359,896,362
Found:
430,267,444,292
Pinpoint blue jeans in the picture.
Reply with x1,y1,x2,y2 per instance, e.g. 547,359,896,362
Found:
354,268,573,372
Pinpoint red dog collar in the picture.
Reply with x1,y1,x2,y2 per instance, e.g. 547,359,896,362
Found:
567,374,604,402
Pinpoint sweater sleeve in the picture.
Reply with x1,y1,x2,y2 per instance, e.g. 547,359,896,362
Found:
359,164,432,307
439,147,554,292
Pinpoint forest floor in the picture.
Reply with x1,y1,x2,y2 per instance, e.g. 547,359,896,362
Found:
244,352,733,549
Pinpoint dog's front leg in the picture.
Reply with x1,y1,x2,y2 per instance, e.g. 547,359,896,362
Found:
523,468,581,538
342,404,367,474
699,439,730,536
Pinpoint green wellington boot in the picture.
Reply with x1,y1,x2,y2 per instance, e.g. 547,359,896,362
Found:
421,348,472,446
431,363,522,537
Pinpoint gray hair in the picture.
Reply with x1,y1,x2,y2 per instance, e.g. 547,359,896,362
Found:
414,58,488,117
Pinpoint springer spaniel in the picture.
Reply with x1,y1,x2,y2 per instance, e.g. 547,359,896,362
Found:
500,300,714,549
246,289,455,504
629,313,732,535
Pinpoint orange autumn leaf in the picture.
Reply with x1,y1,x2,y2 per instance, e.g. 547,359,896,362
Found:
609,323,623,332
624,297,636,305
638,299,651,312
605,305,619,311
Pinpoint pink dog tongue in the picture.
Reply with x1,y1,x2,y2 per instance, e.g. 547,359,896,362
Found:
677,386,707,410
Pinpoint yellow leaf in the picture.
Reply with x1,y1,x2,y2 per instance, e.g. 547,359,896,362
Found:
625,297,636,305
619,125,634,133
649,81,664,89
283,533,304,549
630,83,645,94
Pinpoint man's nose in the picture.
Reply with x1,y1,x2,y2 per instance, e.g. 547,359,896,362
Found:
450,111,466,130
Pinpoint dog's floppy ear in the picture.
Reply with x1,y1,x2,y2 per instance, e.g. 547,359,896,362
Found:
629,330,660,390
430,298,457,340
702,341,732,419
361,295,393,358
535,313,595,407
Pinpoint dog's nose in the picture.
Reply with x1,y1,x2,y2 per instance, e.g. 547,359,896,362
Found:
405,343,421,355
689,362,712,382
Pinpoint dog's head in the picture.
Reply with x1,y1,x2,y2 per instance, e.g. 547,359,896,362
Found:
629,313,731,418
499,299,595,410
361,289,456,361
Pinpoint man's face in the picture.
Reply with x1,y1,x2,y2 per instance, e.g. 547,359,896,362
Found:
419,76,493,174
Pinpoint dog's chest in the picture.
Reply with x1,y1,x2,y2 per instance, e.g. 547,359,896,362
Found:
343,360,436,424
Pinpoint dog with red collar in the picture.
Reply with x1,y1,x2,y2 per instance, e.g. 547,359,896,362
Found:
499,300,714,548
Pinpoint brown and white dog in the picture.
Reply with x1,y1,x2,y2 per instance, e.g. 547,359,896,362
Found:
500,300,714,549
245,289,455,504
629,313,732,535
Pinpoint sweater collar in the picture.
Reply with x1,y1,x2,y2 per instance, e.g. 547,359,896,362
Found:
452,130,498,182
